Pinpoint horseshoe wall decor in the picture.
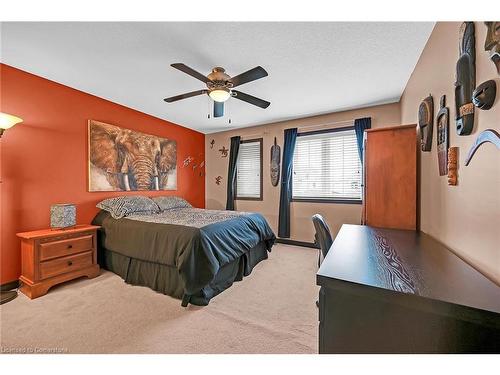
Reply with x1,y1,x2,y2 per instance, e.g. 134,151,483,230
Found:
465,129,500,166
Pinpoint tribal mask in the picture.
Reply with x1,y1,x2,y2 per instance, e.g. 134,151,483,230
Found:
454,22,476,135
484,22,500,74
472,80,497,110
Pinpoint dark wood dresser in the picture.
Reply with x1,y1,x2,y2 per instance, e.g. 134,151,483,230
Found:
17,225,100,299
317,224,500,353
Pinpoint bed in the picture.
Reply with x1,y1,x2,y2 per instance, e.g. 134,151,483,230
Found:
91,198,276,306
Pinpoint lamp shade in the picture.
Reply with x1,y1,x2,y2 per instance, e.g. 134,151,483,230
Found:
0,112,23,130
50,204,77,229
209,89,231,102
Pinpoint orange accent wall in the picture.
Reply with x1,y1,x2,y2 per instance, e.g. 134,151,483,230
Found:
0,64,205,284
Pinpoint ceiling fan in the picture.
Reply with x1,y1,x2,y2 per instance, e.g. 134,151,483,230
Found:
164,63,270,118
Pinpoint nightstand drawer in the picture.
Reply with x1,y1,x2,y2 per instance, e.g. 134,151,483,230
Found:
39,251,93,280
39,234,93,261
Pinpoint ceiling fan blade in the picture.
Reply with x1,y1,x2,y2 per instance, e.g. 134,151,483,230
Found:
214,101,224,118
171,63,211,83
230,66,268,87
232,90,270,109
164,89,207,102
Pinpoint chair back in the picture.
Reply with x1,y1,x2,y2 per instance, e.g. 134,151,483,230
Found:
312,214,334,263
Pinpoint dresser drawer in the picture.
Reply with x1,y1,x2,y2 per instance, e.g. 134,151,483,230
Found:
39,251,93,280
39,234,93,261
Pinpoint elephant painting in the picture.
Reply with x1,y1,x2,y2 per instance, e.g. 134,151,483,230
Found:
88,120,177,191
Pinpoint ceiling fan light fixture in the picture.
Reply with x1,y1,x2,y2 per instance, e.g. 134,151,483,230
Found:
209,88,231,103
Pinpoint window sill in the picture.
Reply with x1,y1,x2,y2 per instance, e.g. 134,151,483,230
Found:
291,198,363,205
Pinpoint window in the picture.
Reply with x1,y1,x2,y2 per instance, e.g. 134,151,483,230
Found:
236,138,263,200
292,127,362,202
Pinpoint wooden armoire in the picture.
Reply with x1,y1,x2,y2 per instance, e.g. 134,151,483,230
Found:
362,124,418,230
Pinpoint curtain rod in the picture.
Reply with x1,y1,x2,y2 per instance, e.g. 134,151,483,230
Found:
241,130,270,139
239,119,355,139
297,119,355,131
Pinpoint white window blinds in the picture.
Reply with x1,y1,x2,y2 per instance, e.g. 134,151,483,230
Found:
236,140,262,199
292,128,362,200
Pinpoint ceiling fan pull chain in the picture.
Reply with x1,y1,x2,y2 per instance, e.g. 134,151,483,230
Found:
207,96,211,119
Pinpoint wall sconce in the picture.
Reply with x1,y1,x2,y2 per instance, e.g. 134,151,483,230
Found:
0,112,23,137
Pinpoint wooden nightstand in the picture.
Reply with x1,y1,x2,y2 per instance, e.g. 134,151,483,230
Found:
16,225,100,299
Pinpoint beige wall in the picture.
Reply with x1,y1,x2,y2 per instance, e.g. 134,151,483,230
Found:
207,22,500,284
205,102,401,243
400,22,500,284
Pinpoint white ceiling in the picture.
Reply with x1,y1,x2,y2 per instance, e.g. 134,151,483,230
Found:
0,22,434,134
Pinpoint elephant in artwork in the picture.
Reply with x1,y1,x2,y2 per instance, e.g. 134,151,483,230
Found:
89,121,177,191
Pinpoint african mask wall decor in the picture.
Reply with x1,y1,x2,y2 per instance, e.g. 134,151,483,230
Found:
418,94,434,151
88,120,177,191
472,80,497,110
436,95,449,176
484,22,500,74
270,137,281,187
454,22,476,136
447,147,458,186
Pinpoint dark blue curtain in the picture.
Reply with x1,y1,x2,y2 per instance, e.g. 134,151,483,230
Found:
226,136,241,210
354,117,371,163
278,128,298,238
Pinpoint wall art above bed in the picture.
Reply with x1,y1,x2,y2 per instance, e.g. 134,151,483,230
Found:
88,120,177,191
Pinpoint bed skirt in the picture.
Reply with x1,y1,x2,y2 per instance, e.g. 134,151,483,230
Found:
98,241,269,306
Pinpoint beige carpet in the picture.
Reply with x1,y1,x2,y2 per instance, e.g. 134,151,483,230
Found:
0,244,319,354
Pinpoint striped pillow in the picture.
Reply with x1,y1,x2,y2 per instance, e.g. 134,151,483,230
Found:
152,196,192,211
96,196,159,219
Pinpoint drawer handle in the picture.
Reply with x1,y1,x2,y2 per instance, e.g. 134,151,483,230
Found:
67,261,73,266
67,245,73,249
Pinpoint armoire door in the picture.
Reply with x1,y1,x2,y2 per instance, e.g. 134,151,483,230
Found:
363,124,417,230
